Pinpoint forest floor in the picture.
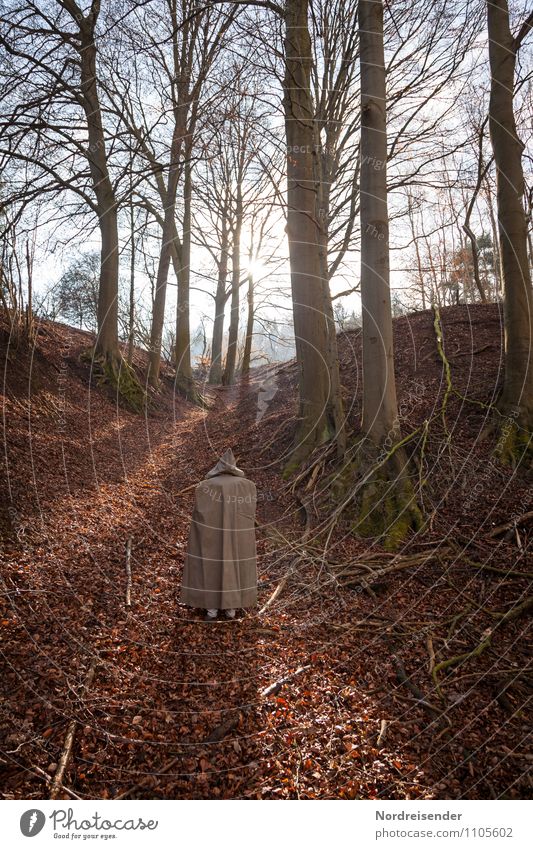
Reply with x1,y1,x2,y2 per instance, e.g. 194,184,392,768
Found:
0,303,532,800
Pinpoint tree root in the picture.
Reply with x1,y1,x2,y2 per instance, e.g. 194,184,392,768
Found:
351,445,424,551
493,415,533,469
173,371,206,406
392,656,451,731
432,596,533,697
82,347,146,412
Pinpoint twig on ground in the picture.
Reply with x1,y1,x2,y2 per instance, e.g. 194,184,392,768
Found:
49,658,97,800
261,665,311,698
125,536,132,607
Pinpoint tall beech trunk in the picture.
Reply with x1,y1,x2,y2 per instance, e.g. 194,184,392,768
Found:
222,188,242,386
315,128,346,457
241,265,254,377
354,0,422,548
359,0,398,445
175,155,195,397
127,196,135,365
148,117,184,386
208,215,230,384
284,0,332,464
487,0,533,435
147,0,190,388
77,6,119,362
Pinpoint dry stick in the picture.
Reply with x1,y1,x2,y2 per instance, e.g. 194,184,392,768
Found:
427,635,436,674
30,765,83,800
258,561,298,615
461,556,533,580
125,536,133,607
377,719,389,749
175,482,198,496
261,665,311,698
49,658,97,800
489,511,533,537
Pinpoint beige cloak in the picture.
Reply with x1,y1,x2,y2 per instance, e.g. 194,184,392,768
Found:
180,449,257,610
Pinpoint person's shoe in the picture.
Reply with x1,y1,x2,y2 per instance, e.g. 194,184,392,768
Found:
204,612,218,622
224,609,236,620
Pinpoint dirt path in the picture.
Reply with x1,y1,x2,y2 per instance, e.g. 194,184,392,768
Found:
1,314,530,799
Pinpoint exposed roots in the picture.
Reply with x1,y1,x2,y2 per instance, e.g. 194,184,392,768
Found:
173,371,206,407
82,347,146,412
431,596,533,698
354,456,424,550
493,414,533,469
330,439,424,550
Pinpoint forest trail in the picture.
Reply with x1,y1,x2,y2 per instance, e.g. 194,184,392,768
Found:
1,306,531,799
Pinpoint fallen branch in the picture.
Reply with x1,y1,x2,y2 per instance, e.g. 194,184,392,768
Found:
0,758,83,800
261,665,311,698
125,536,133,608
488,511,533,538
30,765,83,800
49,658,97,800
259,562,297,615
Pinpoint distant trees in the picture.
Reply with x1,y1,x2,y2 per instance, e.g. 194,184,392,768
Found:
52,253,100,331
144,0,238,391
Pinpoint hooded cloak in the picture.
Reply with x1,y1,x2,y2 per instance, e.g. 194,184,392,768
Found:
180,449,257,610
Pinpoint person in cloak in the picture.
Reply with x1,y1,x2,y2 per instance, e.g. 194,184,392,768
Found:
180,448,257,621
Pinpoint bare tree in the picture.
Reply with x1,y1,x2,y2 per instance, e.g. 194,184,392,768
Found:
356,0,421,546
486,0,533,453
146,0,237,389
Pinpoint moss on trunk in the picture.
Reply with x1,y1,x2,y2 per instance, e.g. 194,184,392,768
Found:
354,457,423,550
82,347,146,413
330,439,423,550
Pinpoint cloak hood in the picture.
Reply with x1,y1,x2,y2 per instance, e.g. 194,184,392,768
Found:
206,448,244,479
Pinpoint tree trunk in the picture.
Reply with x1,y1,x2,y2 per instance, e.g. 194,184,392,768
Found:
241,266,254,377
127,196,135,365
487,0,533,437
222,189,242,386
484,179,502,298
353,0,422,548
79,15,119,363
315,127,346,457
208,216,229,385
463,124,488,303
174,155,196,398
148,162,180,386
359,0,398,445
284,0,332,466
